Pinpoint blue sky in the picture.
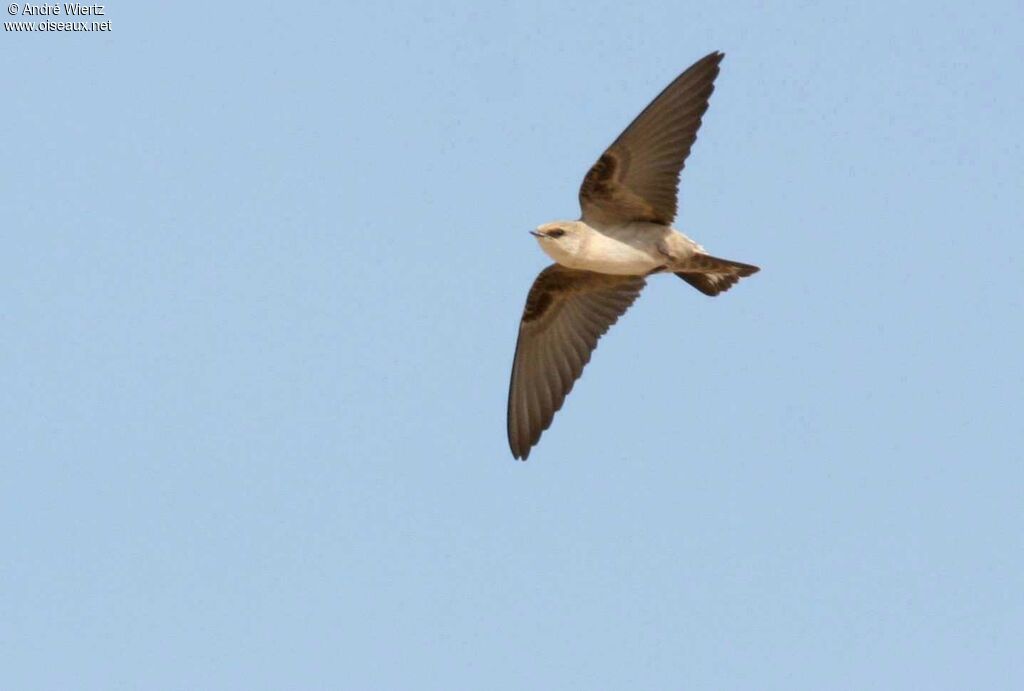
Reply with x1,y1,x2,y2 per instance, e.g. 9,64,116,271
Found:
3,2,1023,688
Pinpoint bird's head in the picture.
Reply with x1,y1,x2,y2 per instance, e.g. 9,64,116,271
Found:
531,221,585,262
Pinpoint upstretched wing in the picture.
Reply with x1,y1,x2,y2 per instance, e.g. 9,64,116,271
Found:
507,265,646,460
579,51,724,226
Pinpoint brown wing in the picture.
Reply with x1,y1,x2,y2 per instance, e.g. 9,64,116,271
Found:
507,265,646,460
579,51,724,226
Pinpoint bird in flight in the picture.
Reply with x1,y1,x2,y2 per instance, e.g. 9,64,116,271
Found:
507,51,759,461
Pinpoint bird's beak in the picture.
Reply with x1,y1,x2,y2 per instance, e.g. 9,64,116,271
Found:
529,230,545,238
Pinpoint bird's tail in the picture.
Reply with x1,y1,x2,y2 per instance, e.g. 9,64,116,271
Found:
675,254,760,296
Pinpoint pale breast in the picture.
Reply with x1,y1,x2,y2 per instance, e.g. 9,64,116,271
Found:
572,223,669,275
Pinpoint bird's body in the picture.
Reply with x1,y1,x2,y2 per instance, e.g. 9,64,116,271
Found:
534,220,705,275
507,51,760,460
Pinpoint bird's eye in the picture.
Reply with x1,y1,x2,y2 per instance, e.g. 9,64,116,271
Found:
547,228,565,238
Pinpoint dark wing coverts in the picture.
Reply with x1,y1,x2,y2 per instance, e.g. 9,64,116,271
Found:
579,51,724,226
507,265,646,460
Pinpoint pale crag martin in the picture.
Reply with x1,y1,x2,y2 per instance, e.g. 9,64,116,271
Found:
508,52,759,460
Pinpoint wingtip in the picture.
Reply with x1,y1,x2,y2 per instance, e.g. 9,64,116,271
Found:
694,50,724,73
508,438,530,461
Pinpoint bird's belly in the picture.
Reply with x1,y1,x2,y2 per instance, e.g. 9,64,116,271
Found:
569,232,662,275
565,252,660,275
